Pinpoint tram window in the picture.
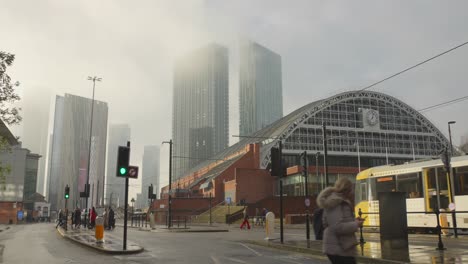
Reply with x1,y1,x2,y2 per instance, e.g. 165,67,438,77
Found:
355,180,368,204
396,173,423,198
427,168,449,194
455,166,468,195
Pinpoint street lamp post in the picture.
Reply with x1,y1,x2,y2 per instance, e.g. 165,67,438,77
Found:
131,198,135,226
448,121,458,237
84,76,101,226
322,124,329,186
162,140,173,228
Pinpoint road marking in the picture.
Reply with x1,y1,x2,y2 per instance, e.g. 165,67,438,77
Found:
224,257,249,263
239,242,262,256
211,255,222,264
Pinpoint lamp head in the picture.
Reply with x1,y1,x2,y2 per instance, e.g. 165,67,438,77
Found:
448,121,456,125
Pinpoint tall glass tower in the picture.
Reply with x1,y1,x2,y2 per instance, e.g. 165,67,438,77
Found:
48,94,108,211
105,124,130,208
172,43,229,179
239,41,283,136
141,145,160,203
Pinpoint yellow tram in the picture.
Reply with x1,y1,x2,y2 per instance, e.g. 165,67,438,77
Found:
354,155,468,231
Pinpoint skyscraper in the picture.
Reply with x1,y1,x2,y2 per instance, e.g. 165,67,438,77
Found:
239,41,283,136
172,43,229,179
105,124,131,208
141,145,160,205
48,94,108,211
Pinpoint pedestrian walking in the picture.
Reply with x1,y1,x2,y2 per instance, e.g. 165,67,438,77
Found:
312,207,324,240
317,177,364,264
103,207,109,229
240,207,250,230
90,207,97,229
71,210,75,229
56,209,63,229
74,208,81,229
108,207,115,230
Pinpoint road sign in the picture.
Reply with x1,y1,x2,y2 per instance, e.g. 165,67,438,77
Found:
449,203,456,211
226,197,231,205
128,166,139,179
305,198,310,207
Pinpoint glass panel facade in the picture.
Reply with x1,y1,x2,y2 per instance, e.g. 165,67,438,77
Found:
239,40,283,136
172,44,229,179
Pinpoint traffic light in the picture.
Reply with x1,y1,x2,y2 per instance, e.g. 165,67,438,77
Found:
117,146,130,177
270,147,281,177
65,185,70,199
148,184,153,199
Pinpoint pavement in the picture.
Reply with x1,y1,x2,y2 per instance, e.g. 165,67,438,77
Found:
233,224,468,264
56,225,144,254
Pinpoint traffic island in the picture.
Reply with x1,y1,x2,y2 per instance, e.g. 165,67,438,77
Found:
57,227,144,254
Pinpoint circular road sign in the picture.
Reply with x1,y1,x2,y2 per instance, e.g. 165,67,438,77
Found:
449,203,456,211
129,168,137,177
305,198,310,207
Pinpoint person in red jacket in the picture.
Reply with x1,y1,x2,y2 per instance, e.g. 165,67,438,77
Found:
90,207,97,229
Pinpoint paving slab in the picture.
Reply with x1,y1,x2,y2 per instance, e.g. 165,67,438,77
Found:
56,226,144,254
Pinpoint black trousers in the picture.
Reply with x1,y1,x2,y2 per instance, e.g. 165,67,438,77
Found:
327,255,356,264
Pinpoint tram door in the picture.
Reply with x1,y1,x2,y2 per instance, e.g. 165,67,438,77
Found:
424,167,451,211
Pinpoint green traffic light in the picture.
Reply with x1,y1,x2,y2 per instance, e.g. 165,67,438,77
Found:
65,194,69,199
120,167,127,175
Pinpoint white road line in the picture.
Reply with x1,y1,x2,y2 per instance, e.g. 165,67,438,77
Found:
224,257,249,263
239,242,263,257
211,255,222,264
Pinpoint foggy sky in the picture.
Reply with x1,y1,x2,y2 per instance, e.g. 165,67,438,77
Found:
2,1,468,198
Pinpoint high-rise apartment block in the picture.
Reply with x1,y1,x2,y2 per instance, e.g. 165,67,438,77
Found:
141,145,160,205
172,43,229,179
239,41,283,136
105,124,131,208
48,94,108,211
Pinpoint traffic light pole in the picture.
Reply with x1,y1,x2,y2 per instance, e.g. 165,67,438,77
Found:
123,141,130,250
322,124,329,186
279,141,284,244
302,151,310,247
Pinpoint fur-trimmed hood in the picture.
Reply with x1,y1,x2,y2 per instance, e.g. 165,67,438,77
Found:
316,187,351,209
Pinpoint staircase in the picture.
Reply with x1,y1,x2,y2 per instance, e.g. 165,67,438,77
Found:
192,204,245,224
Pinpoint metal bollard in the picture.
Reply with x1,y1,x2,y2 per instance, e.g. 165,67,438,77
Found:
435,209,446,250
358,208,365,244
177,216,180,228
184,216,187,228
95,216,104,243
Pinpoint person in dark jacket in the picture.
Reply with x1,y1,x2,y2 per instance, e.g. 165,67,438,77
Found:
108,207,115,230
312,207,324,240
317,177,364,264
74,208,81,229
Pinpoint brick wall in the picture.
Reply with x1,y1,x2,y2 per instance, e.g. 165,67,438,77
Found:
0,202,24,224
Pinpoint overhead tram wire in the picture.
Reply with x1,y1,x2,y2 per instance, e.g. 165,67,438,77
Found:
358,40,468,93
418,95,468,113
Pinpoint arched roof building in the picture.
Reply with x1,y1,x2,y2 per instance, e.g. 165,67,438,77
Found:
164,90,450,202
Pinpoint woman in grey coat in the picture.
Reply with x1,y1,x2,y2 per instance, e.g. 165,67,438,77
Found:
317,177,364,264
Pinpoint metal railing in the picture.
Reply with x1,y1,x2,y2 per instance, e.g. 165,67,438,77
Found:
357,208,468,250
130,213,148,228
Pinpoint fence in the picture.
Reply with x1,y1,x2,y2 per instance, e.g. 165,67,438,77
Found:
130,213,148,228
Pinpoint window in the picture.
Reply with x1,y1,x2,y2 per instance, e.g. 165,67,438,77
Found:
455,166,468,195
396,173,423,198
